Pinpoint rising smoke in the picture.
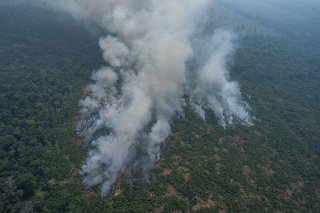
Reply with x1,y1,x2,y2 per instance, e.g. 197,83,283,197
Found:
49,0,253,196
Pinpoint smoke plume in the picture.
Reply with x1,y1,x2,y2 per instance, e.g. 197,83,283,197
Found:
189,30,253,127
50,0,253,196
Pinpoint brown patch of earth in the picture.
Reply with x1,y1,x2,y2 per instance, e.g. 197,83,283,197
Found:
214,154,221,160
178,166,191,180
153,206,164,213
242,165,251,177
215,163,223,171
192,196,218,211
162,168,172,175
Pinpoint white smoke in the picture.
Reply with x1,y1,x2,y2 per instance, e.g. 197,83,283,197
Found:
49,0,253,196
190,30,253,127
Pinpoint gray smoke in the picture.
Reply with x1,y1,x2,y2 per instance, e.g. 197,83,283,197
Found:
189,30,253,127
49,0,253,196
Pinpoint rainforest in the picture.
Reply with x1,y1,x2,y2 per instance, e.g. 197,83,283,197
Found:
1,0,320,212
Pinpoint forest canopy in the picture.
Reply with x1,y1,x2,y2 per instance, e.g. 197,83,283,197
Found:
0,1,320,212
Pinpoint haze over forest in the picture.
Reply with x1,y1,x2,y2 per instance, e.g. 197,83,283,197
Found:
0,0,320,212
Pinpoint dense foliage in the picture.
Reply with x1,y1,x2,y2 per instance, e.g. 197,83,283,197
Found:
0,4,319,212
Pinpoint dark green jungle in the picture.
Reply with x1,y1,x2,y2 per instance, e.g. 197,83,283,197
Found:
1,2,320,213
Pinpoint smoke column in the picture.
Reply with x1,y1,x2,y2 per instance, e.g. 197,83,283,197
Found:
49,0,253,196
189,30,253,127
